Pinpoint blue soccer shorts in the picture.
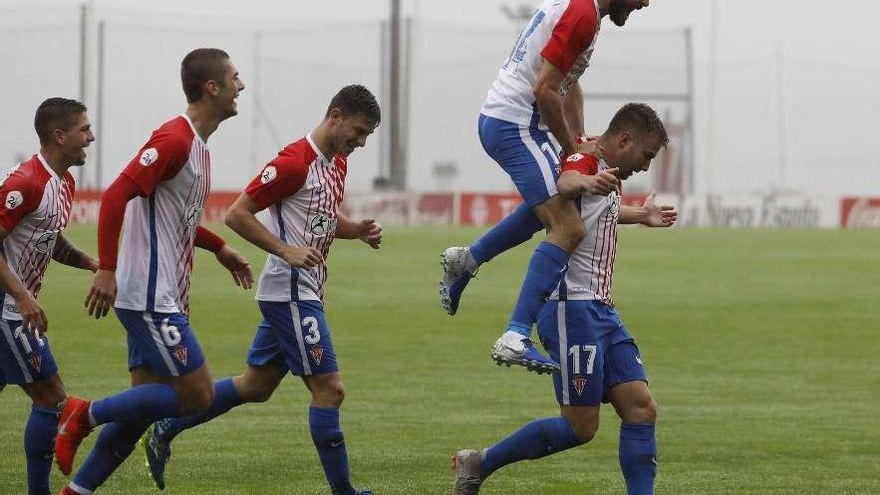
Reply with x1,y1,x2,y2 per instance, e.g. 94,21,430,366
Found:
0,319,58,384
115,309,206,377
478,113,562,208
537,299,648,407
247,300,338,376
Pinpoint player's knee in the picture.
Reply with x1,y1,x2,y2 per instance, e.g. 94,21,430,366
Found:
562,410,598,443
179,385,214,416
623,396,658,424
247,382,276,403
312,380,345,408
561,222,587,249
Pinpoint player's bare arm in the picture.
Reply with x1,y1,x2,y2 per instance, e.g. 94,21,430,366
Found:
335,212,382,249
225,192,322,268
563,81,585,139
0,226,47,334
194,225,254,289
619,192,677,227
557,168,621,199
533,60,579,156
52,233,98,272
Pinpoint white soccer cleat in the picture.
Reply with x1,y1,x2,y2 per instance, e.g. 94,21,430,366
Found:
439,247,477,316
491,331,560,375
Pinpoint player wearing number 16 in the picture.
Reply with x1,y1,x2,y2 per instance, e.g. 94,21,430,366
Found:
139,84,381,495
54,48,254,495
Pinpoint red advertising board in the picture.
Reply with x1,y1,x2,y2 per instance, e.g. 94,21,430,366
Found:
840,197,880,228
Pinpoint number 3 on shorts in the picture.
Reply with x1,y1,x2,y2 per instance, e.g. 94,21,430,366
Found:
302,316,320,345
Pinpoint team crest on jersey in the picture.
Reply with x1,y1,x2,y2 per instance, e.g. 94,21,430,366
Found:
260,166,277,184
34,232,58,255
607,191,621,216
567,153,584,162
29,353,42,373
310,345,324,365
5,191,23,210
173,344,188,366
308,213,337,237
572,374,588,396
139,148,158,166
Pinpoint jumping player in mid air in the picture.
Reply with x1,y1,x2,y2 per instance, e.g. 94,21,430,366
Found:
439,0,652,374
140,84,381,495
0,97,98,495
54,48,253,495
451,103,674,495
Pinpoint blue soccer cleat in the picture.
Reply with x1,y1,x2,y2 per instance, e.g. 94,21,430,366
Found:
141,419,173,490
439,247,477,316
491,331,560,375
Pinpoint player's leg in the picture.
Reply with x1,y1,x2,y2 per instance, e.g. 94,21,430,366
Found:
439,115,546,316
607,344,658,495
1,319,64,495
56,310,212,480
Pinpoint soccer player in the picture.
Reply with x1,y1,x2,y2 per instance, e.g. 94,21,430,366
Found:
439,0,651,374
0,97,98,495
450,103,674,495
139,84,381,495
54,48,253,495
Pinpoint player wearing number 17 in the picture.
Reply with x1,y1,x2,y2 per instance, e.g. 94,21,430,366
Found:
140,84,381,495
54,48,254,495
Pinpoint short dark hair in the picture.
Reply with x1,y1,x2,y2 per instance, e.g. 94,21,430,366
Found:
181,48,231,103
34,97,87,145
326,84,381,125
606,103,669,148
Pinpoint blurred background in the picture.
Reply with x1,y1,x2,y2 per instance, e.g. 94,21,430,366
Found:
1,0,878,227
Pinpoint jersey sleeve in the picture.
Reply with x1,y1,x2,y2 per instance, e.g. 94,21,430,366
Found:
0,171,40,233
540,3,598,74
561,152,600,175
244,154,310,210
120,130,190,197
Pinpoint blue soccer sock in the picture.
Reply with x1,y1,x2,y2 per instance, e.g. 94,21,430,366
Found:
507,241,569,337
619,423,657,495
72,420,149,492
481,417,584,477
309,406,355,495
89,383,179,426
470,203,543,265
24,404,58,495
159,378,243,442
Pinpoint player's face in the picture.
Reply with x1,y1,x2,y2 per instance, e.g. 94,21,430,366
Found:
58,113,95,167
216,60,245,119
334,114,378,157
608,0,649,27
610,132,661,180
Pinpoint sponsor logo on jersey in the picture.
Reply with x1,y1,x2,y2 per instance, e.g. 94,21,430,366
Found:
260,166,277,184
139,147,158,166
34,232,58,255
5,191,23,210
183,203,203,228
608,190,621,215
308,213,337,237
310,345,324,366
5,302,19,315
29,353,42,373
173,344,188,366
572,374,588,396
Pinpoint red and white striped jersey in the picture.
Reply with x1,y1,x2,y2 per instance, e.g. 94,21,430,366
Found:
551,155,620,305
114,114,211,314
245,135,347,302
481,0,601,127
0,154,74,319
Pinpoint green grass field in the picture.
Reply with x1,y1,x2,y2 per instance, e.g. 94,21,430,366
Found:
1,225,878,494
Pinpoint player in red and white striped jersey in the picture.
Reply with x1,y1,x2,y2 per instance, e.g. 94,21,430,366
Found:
56,49,253,495
451,103,675,495
440,0,653,375
0,98,98,495
140,85,381,495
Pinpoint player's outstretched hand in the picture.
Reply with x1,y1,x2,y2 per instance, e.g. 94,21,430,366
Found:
281,246,323,269
16,291,48,336
357,219,382,249
641,191,677,227
85,269,117,319
581,168,620,196
215,244,254,289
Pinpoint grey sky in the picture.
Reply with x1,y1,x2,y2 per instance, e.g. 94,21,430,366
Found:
3,0,878,194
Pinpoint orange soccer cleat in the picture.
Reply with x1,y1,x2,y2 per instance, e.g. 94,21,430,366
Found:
54,396,94,476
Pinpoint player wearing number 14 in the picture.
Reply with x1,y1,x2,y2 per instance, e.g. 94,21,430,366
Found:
140,85,382,495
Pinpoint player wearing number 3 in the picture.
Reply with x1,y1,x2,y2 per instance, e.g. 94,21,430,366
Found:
140,84,381,495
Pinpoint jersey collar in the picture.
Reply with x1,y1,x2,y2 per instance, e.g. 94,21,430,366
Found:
306,133,332,165
181,113,207,147
35,152,61,181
